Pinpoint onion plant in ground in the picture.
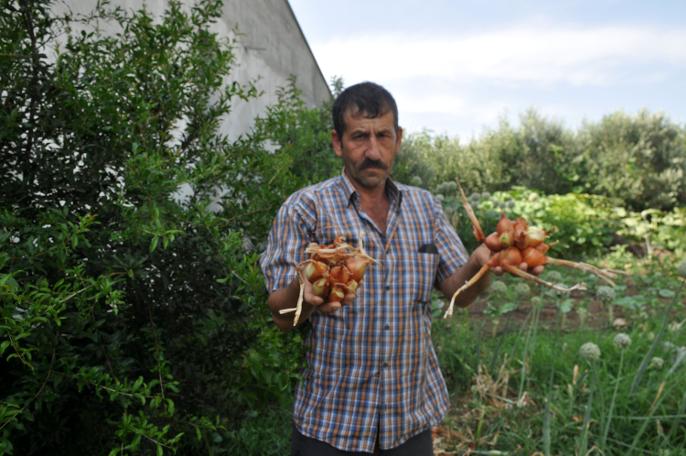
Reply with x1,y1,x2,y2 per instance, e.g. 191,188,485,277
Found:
431,260,686,455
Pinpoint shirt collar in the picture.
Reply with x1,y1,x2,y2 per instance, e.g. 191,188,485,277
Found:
338,170,402,207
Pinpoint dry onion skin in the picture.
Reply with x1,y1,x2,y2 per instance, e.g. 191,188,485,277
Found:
279,235,376,325
443,180,624,319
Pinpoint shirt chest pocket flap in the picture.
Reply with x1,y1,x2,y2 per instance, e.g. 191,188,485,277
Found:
408,246,439,303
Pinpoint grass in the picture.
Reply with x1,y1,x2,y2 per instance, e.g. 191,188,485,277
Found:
431,261,686,455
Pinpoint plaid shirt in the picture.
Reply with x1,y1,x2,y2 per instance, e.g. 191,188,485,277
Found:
260,173,468,452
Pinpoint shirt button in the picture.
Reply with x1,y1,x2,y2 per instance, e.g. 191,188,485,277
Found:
385,285,390,291
383,323,390,330
382,360,389,368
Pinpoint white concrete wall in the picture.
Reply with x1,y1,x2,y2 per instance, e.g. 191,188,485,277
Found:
54,0,331,139
217,0,331,138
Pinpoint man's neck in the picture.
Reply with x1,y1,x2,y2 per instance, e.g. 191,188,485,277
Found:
345,172,391,233
344,170,388,204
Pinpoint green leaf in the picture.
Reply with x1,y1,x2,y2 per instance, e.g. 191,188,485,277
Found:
150,236,159,253
658,289,676,298
558,299,573,313
0,340,11,356
0,275,19,293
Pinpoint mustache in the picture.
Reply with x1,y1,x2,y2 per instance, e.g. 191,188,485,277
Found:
358,159,388,171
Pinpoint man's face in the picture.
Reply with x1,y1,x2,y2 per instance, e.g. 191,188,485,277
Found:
332,109,403,191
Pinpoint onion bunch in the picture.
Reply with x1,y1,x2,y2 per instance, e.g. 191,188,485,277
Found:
443,181,622,318
301,236,374,303
484,214,549,272
281,236,375,325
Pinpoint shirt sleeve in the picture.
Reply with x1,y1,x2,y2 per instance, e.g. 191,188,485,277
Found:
432,195,469,284
259,198,313,293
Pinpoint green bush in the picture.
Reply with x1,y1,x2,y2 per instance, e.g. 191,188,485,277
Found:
576,110,686,210
484,110,579,194
1,1,331,453
441,187,615,257
395,110,579,195
441,187,685,260
396,110,686,212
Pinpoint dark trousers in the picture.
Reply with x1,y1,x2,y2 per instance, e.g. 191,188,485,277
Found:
291,422,433,456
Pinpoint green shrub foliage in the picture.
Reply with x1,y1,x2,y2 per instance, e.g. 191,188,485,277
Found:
441,187,686,259
576,110,686,210
0,1,332,454
395,110,686,211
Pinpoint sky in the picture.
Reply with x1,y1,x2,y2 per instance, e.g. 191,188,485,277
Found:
288,0,686,141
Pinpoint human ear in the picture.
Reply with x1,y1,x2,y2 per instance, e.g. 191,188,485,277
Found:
332,129,343,158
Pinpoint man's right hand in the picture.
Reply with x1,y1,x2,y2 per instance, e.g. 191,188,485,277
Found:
268,276,357,331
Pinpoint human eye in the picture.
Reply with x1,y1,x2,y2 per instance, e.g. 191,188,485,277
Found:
377,130,392,140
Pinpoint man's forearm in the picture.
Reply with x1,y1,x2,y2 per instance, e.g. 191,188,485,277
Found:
440,251,491,309
267,278,315,331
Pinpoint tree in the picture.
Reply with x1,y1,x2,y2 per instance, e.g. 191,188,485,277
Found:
1,1,332,453
576,110,686,210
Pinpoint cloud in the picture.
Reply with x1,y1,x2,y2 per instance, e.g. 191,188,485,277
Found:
310,22,686,138
312,24,686,87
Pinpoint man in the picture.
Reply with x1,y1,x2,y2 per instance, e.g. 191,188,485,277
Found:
260,82,492,455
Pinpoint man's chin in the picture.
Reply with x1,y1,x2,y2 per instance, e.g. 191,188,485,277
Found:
349,175,380,189
346,167,388,189
358,176,386,190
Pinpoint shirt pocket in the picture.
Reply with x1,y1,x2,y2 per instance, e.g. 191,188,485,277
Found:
409,250,439,304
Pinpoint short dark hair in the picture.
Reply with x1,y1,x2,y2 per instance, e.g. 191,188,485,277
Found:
332,82,399,138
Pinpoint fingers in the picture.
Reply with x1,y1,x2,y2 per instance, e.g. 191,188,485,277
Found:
492,264,543,277
311,289,357,315
302,280,324,306
473,243,492,266
342,292,355,306
318,301,342,314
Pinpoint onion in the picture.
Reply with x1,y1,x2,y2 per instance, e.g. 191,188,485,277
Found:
496,213,514,235
329,285,345,302
443,180,619,321
525,226,546,247
513,218,529,249
535,242,550,254
303,260,329,282
345,279,358,293
500,246,522,266
289,236,377,326
329,265,351,285
531,265,545,275
499,231,514,248
487,251,502,267
485,232,503,251
345,255,369,282
311,277,330,297
522,246,546,268
514,217,529,231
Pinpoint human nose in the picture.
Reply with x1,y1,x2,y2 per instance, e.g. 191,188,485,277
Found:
365,135,382,161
